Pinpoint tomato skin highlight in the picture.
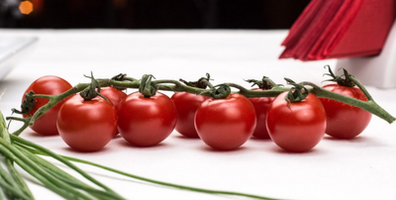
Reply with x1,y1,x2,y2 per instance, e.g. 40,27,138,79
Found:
117,91,177,147
319,84,372,139
22,75,73,136
194,93,257,151
248,88,274,139
57,95,117,152
266,92,326,152
171,92,210,138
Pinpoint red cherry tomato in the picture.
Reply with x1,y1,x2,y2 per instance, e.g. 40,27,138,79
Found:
319,84,372,139
100,87,127,136
266,92,326,152
117,91,177,147
22,75,72,136
248,88,274,139
194,93,257,150
57,95,117,152
99,87,127,109
171,92,210,138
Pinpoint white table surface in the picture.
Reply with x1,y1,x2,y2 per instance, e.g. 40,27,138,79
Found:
0,29,395,200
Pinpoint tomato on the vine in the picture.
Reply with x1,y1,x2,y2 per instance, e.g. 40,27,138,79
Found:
22,75,72,136
57,94,117,152
266,92,326,152
99,87,127,109
171,92,209,138
100,87,127,136
248,88,274,139
194,93,256,150
117,91,177,147
319,84,372,139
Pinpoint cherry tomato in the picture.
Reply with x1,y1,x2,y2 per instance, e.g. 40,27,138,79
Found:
171,92,210,138
57,95,117,152
194,93,256,150
22,75,72,136
248,88,274,139
319,84,372,139
100,87,127,136
266,92,326,152
99,87,127,109
117,91,177,147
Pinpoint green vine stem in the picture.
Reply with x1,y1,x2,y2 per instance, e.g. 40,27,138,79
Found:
245,76,279,90
139,74,157,97
6,73,395,138
179,73,214,89
300,81,395,124
231,80,395,124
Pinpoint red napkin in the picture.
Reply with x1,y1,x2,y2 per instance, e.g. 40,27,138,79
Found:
280,0,396,61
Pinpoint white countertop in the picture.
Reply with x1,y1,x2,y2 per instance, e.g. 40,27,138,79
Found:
0,29,395,200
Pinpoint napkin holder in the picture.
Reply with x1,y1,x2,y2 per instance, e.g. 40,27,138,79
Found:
335,19,396,88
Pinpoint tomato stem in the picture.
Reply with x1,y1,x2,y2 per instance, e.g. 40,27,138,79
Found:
245,76,278,89
323,65,356,87
348,75,374,101
179,73,214,89
300,81,396,124
139,74,158,97
7,71,396,140
210,84,232,99
80,72,103,101
4,117,30,136
284,78,309,105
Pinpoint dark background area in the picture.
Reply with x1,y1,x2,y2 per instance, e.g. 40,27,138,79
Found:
1,0,311,29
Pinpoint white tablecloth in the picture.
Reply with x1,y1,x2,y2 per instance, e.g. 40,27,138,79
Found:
0,29,395,200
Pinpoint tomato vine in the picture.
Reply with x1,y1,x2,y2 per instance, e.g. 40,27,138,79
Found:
9,70,394,133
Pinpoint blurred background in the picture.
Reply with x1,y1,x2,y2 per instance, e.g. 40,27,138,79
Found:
1,0,310,29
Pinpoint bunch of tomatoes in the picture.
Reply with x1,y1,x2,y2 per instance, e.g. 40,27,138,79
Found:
19,73,372,153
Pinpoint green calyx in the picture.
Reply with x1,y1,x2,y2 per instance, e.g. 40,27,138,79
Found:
180,73,213,89
139,74,157,98
80,72,105,101
323,65,356,87
12,91,36,116
245,76,279,90
209,84,231,99
284,78,309,105
110,73,128,90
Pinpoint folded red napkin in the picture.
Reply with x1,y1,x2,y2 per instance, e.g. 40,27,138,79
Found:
280,0,396,61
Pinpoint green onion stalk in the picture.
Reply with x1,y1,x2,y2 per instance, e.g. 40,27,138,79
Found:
1,69,395,200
